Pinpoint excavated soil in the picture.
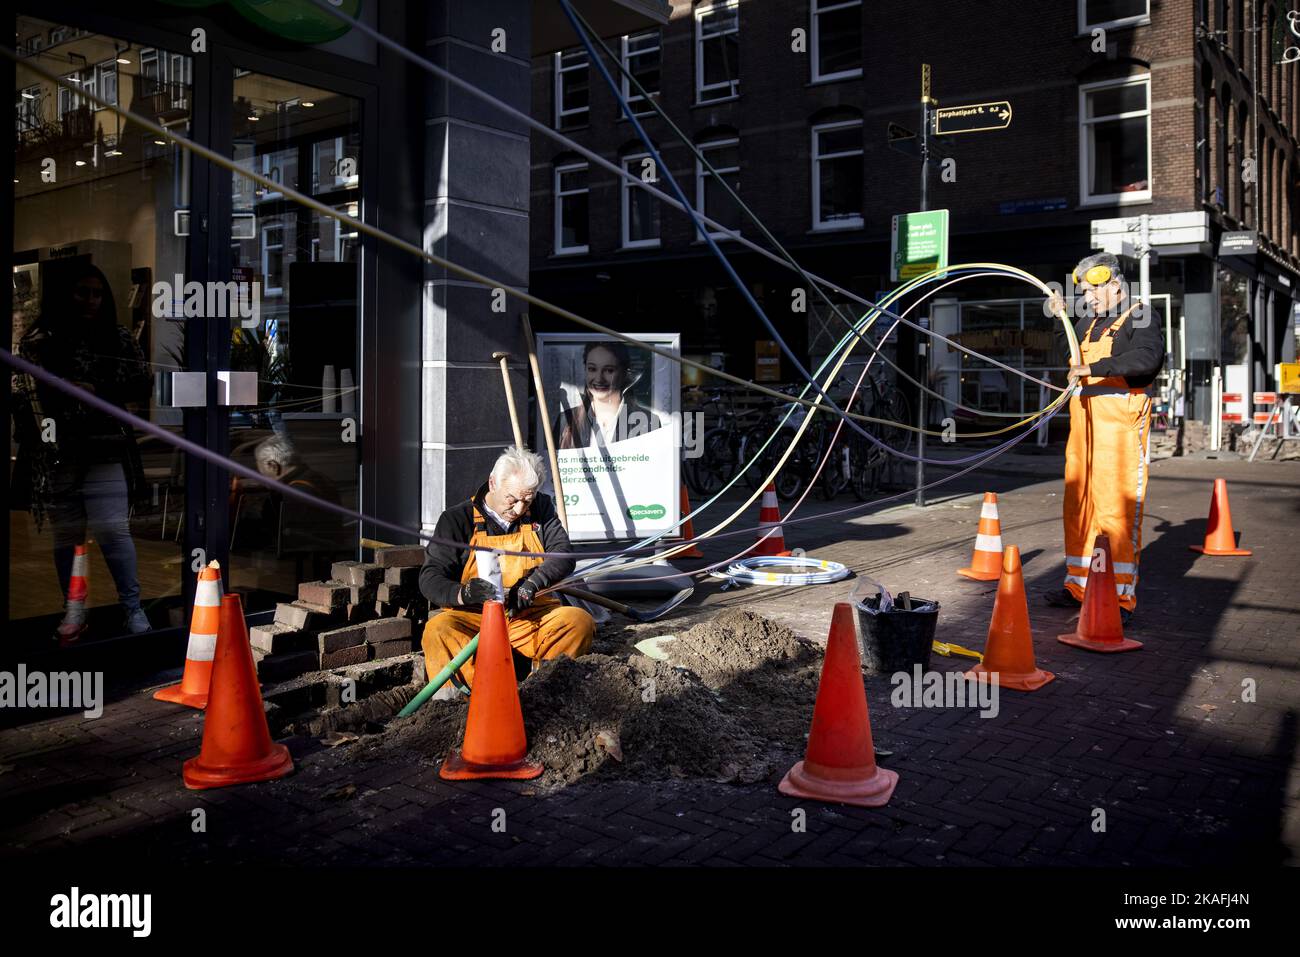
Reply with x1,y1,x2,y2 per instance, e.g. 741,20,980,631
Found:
300,609,831,791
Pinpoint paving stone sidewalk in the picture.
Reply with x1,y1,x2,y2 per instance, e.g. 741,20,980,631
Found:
2,456,1296,867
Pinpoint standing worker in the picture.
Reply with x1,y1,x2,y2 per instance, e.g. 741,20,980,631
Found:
418,446,594,698
1045,253,1165,623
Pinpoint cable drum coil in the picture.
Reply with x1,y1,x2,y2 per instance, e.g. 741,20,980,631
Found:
709,556,852,587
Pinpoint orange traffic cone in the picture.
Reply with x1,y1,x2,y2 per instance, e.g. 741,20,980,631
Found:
677,485,704,558
754,482,790,557
1058,534,1142,653
56,544,90,644
958,492,1004,580
440,600,543,781
778,603,898,807
155,560,222,709
183,593,294,789
966,546,1055,691
1189,478,1252,557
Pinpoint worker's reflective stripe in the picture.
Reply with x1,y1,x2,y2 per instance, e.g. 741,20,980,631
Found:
1078,385,1147,397
975,533,1002,552
186,631,217,661
1112,561,1137,575
1115,581,1136,597
1067,573,1136,597
980,502,1000,520
1065,554,1089,567
1065,573,1089,588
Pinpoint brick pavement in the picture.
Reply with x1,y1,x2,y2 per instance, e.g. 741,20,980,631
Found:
1,456,1296,867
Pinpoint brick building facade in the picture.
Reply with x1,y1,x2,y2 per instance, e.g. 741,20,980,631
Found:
528,0,1300,429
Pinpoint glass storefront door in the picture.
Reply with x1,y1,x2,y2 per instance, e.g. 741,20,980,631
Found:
223,69,362,610
10,18,365,647
11,17,197,644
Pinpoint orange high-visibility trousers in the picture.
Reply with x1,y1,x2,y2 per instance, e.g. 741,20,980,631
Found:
421,603,594,689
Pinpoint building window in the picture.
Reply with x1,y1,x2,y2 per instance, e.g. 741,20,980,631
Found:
696,1,740,103
621,153,661,248
1078,0,1150,32
554,48,589,130
58,73,85,116
696,137,741,238
555,162,590,254
95,61,118,110
621,30,661,116
16,86,42,134
262,222,285,295
812,120,864,230
811,0,862,82
1079,76,1151,204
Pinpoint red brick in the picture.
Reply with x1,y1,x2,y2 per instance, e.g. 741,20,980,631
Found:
321,644,369,669
365,618,413,643
369,639,416,660
318,625,367,654
298,581,349,608
374,545,425,568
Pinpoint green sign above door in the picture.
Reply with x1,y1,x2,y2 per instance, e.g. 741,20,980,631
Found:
158,0,362,44
890,209,949,283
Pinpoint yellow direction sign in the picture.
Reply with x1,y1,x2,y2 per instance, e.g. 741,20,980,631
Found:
934,101,1013,135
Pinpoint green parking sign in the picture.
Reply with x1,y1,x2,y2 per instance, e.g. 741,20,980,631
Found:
891,210,949,282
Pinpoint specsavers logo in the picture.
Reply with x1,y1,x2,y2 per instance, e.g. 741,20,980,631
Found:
626,503,666,521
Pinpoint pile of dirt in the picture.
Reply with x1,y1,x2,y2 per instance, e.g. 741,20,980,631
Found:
309,609,834,791
667,609,816,687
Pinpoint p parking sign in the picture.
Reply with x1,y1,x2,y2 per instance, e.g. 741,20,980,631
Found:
891,209,950,283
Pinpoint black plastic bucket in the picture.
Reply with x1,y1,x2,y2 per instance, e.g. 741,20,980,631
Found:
855,595,940,674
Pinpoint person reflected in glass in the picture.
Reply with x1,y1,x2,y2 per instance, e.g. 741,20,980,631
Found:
12,262,151,638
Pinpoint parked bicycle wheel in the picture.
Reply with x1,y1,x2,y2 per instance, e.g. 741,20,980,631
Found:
686,426,738,496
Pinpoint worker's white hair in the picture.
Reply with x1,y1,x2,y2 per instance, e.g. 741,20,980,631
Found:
255,433,299,471
491,445,546,490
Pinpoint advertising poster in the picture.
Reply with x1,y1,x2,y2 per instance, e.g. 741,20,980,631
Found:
535,333,681,542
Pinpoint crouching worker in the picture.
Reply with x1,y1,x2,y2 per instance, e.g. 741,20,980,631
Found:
418,445,594,695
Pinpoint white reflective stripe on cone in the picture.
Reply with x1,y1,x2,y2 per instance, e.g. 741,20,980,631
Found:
185,631,218,661
980,502,1000,520
974,533,1002,552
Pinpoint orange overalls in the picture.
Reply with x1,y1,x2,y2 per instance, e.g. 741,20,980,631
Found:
1062,305,1153,611
420,506,594,689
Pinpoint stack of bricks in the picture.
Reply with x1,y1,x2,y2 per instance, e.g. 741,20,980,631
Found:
250,545,429,683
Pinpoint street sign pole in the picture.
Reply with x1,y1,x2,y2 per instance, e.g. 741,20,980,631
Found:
916,65,934,507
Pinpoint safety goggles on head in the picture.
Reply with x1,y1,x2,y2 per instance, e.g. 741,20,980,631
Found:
1072,263,1115,287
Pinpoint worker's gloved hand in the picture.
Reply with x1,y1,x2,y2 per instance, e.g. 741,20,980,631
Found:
458,578,498,606
507,576,540,615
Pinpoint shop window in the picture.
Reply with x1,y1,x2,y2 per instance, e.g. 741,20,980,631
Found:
621,153,661,248
554,48,589,129
696,1,740,104
621,30,661,116
1079,75,1151,204
1079,0,1150,31
695,137,741,237
812,119,864,230
555,162,590,254
812,0,862,82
